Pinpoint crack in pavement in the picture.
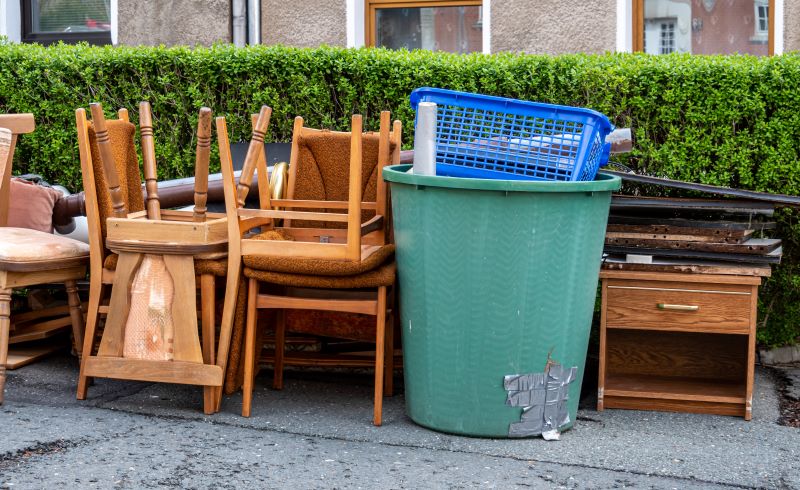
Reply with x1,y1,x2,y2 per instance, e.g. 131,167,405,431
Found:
4,395,758,489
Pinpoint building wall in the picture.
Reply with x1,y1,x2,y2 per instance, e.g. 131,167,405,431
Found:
118,0,231,46
785,1,800,52
490,0,617,54
261,0,347,47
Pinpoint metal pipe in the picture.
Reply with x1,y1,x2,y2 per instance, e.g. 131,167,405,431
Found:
247,0,260,44
52,171,262,223
232,0,247,47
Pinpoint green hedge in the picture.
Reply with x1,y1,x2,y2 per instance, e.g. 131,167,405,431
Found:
1,41,799,346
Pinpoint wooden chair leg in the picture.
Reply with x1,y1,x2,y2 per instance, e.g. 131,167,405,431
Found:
200,273,216,415
65,280,84,360
272,308,285,391
384,307,394,397
77,277,104,400
373,286,387,426
242,278,258,417
0,288,12,405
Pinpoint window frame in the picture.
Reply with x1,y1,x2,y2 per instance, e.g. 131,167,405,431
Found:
365,0,483,50
20,0,112,45
632,0,776,55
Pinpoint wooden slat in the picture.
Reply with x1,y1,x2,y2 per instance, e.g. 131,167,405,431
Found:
8,316,70,344
610,196,775,215
606,231,744,243
269,199,377,210
106,215,228,244
607,215,775,231
0,266,86,288
0,114,35,135
238,208,349,223
163,255,203,363
346,115,364,261
257,293,378,315
84,357,223,386
600,269,762,285
604,374,746,404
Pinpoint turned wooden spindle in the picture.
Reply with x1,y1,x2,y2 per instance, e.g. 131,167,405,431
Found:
193,107,213,221
89,103,128,219
139,101,161,220
236,105,272,208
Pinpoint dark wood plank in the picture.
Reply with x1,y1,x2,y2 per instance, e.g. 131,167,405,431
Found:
611,196,775,216
607,214,775,231
604,237,781,255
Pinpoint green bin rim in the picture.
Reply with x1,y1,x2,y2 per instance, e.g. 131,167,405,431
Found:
383,165,621,192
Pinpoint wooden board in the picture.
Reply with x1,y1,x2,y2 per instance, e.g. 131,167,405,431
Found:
603,245,782,264
5,339,68,369
607,226,754,243
606,231,748,243
9,317,70,344
607,214,775,231
601,256,772,277
604,237,781,255
610,196,775,216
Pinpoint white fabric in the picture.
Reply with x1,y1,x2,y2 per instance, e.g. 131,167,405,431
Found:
0,227,89,262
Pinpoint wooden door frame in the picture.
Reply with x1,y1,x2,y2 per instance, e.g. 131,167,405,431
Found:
631,0,775,55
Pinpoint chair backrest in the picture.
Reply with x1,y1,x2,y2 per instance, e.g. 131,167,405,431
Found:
219,109,401,264
0,114,36,227
286,123,396,229
75,107,144,272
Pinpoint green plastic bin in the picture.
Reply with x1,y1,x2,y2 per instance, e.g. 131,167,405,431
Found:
383,165,621,438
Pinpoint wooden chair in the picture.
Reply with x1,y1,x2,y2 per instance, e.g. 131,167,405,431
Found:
217,110,401,425
74,103,228,413
0,114,88,404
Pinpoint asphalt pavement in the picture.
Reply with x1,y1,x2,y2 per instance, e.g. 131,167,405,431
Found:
0,354,798,489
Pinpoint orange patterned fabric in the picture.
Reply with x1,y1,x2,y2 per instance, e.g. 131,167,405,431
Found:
87,119,145,241
291,130,395,228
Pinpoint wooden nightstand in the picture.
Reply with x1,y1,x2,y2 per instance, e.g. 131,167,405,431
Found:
597,269,761,420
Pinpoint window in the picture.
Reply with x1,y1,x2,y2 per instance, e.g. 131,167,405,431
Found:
366,0,482,54
21,0,111,45
633,0,775,56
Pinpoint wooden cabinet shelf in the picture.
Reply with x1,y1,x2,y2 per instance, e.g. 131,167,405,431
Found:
598,270,758,420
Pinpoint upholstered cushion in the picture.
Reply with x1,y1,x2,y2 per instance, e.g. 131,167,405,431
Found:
0,227,89,265
243,261,395,289
103,252,226,276
7,178,63,233
244,243,395,277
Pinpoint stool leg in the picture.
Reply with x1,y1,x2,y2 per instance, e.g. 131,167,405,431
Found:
272,309,285,390
242,278,258,417
65,280,84,361
78,276,104,399
0,288,12,405
373,286,387,426
200,274,216,415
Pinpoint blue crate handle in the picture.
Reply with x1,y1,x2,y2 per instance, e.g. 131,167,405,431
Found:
410,88,615,181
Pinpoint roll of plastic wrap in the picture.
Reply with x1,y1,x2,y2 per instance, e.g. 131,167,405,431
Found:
413,102,437,176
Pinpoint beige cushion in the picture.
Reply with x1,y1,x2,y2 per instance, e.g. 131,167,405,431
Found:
0,227,89,263
7,178,62,233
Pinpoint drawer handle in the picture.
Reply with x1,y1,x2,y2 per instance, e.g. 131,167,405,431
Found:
657,303,700,311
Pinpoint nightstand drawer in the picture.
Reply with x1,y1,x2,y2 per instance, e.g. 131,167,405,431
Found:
605,282,752,334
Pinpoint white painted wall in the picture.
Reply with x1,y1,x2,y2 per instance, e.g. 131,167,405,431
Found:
0,0,22,42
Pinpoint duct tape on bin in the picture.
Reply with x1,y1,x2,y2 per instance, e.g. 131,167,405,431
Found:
504,362,577,440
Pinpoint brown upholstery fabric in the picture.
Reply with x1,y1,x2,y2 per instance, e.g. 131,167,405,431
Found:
243,261,395,289
285,309,378,343
244,239,395,276
223,278,249,395
87,119,145,240
104,253,226,277
291,130,395,229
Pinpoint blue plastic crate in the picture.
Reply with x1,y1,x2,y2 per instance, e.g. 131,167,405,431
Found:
410,88,614,181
